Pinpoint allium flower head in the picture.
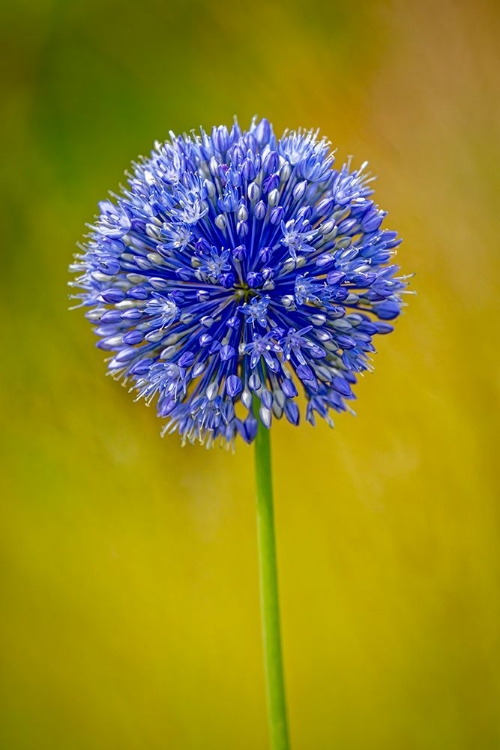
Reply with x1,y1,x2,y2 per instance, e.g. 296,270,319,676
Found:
71,118,408,447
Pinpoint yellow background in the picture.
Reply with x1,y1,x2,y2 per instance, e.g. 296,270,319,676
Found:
1,1,499,747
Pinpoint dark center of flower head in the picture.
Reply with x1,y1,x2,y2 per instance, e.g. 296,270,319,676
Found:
71,118,408,448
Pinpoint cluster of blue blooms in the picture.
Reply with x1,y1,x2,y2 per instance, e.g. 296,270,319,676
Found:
71,118,407,447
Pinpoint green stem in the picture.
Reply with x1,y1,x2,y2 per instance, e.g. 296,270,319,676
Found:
254,413,291,750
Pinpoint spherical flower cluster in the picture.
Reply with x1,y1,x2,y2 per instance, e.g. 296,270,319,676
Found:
71,118,408,447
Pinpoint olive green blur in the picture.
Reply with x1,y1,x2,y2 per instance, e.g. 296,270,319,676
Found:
1,1,499,748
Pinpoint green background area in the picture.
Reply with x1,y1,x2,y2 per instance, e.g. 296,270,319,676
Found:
1,1,499,748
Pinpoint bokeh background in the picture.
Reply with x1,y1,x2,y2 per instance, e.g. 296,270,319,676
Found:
1,0,499,748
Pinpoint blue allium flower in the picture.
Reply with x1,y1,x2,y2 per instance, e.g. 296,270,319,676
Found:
70,118,409,448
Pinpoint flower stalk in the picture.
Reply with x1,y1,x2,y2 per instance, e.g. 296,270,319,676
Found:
254,412,290,750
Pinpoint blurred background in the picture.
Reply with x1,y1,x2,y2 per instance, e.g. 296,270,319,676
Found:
1,0,499,748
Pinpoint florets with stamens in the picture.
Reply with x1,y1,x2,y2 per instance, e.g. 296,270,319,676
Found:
70,117,409,448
